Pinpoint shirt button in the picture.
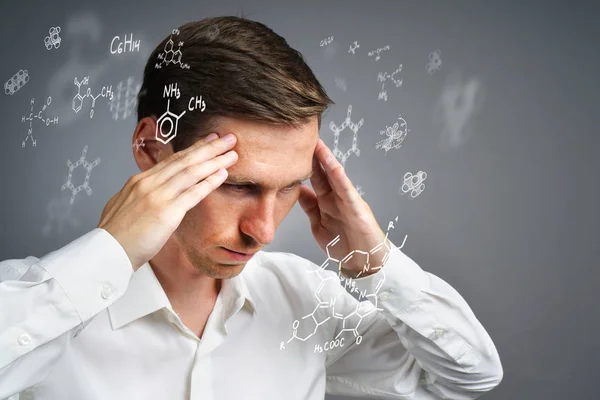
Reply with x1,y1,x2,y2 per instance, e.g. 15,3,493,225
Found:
100,285,114,299
431,328,445,340
18,333,32,346
379,292,390,301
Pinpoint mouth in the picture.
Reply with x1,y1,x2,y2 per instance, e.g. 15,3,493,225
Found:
220,247,257,262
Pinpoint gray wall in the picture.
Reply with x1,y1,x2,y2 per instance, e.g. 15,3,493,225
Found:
1,0,599,399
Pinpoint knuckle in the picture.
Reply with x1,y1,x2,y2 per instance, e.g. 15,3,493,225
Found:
134,177,152,195
144,191,162,209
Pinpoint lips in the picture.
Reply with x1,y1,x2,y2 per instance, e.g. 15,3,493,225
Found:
219,247,258,262
226,249,256,256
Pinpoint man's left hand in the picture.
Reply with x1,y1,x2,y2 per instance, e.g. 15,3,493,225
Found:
298,139,389,278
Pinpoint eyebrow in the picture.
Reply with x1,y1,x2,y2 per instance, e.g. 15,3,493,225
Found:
226,170,314,188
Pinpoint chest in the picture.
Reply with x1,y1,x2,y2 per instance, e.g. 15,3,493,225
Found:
26,309,327,400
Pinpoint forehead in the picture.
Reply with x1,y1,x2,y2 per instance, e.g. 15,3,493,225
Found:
212,116,320,188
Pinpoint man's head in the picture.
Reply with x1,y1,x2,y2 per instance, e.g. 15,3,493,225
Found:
133,16,333,279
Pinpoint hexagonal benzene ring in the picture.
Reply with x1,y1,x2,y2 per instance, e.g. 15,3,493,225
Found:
174,49,183,65
61,145,101,205
155,100,186,145
165,48,176,64
329,104,363,166
340,249,371,278
72,94,84,113
72,77,89,113
164,37,174,53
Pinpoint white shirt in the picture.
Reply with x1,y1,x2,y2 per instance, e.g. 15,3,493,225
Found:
0,228,502,399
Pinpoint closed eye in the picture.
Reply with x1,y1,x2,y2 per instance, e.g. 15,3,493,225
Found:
225,184,248,192
223,183,298,193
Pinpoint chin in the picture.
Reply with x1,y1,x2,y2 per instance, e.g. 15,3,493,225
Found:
205,262,246,279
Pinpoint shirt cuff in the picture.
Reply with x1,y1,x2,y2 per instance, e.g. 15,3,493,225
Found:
36,228,134,324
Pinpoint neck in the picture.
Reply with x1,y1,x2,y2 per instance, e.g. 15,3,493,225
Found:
148,236,221,314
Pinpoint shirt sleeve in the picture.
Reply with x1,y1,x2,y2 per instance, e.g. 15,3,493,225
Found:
323,241,503,399
0,228,133,398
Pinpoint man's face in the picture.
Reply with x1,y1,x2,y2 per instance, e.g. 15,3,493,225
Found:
173,116,320,279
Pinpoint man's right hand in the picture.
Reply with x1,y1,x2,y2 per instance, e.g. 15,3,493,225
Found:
97,133,238,271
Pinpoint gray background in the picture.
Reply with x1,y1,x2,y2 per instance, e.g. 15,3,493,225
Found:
1,0,598,399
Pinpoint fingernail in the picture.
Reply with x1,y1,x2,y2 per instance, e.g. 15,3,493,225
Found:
223,133,236,143
205,133,218,142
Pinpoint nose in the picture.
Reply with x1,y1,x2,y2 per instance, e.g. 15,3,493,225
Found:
239,195,277,246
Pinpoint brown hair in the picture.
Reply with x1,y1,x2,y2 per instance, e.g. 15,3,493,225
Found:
137,16,334,152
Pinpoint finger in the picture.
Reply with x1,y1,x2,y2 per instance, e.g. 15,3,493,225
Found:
119,133,221,205
173,167,229,211
310,141,333,197
154,133,237,184
158,149,238,200
140,132,221,179
298,184,322,231
316,138,360,206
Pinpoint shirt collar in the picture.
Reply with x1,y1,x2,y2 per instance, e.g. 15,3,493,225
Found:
108,259,258,331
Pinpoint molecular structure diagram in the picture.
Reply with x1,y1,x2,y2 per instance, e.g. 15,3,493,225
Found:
21,97,59,148
5,69,29,95
377,64,403,101
156,98,186,145
61,145,101,205
133,138,146,151
329,105,364,167
281,216,407,350
41,195,80,236
108,76,141,121
427,50,442,74
44,26,62,50
73,76,114,118
367,45,390,61
320,36,334,47
400,171,427,198
155,29,190,70
348,41,360,54
375,114,409,155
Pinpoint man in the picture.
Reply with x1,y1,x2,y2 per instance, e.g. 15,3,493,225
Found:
0,16,502,399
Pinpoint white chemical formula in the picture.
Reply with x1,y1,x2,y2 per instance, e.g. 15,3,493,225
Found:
367,45,390,61
110,33,141,54
155,29,190,70
329,105,364,167
280,216,407,352
5,69,29,95
375,114,409,155
377,64,403,101
21,97,59,147
156,83,206,145
72,76,113,118
62,145,101,205
44,27,61,50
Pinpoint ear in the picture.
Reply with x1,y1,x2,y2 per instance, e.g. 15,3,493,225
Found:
132,116,174,172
